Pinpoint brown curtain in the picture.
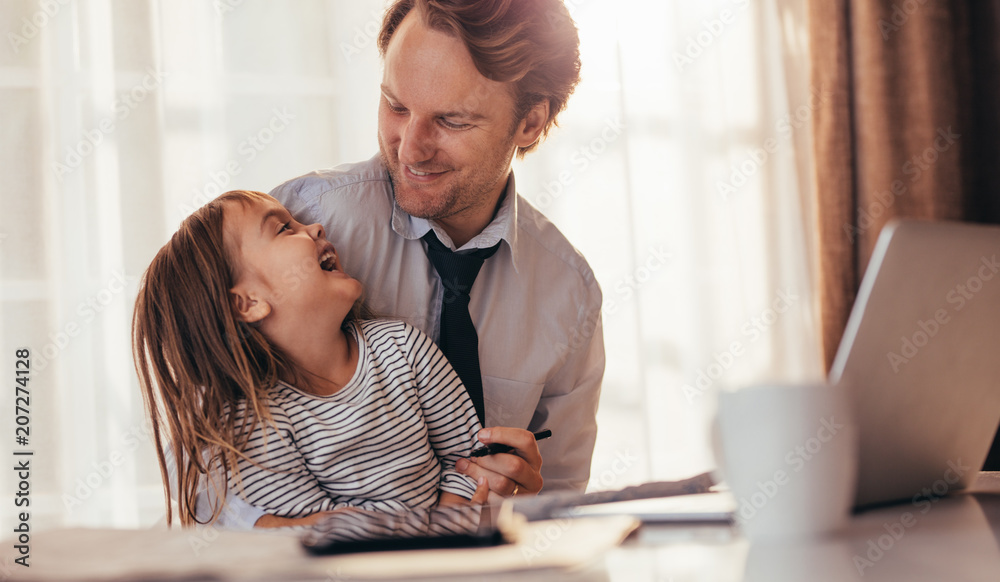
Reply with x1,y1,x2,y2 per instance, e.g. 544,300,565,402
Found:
809,0,1000,466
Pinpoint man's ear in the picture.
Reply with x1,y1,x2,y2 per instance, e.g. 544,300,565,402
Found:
229,286,271,323
513,100,550,149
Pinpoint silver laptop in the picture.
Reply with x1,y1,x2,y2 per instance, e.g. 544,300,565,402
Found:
829,219,1000,508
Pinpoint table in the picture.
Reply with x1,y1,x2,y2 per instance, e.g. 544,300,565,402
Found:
589,471,1000,582
6,473,1000,581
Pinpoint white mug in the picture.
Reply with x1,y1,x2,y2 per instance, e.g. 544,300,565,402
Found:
714,382,858,540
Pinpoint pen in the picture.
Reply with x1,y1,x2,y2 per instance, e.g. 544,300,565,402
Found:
469,429,552,458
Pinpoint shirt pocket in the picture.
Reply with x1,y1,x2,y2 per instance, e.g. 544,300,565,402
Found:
482,376,545,429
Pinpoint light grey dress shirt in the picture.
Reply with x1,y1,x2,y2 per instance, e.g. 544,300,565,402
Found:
212,154,605,528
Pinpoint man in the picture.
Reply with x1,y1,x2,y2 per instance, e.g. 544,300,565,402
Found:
230,0,604,527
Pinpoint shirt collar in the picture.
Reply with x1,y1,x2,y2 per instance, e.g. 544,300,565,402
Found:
390,172,521,272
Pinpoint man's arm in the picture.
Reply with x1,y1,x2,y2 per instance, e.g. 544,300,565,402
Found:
531,310,606,492
202,488,268,529
458,311,606,495
163,441,268,529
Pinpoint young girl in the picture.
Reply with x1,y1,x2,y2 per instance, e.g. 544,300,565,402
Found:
133,190,487,526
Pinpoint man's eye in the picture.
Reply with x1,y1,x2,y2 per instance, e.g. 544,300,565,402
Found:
387,102,407,114
440,118,470,130
278,222,290,234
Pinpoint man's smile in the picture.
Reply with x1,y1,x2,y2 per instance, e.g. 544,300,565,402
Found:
403,165,450,182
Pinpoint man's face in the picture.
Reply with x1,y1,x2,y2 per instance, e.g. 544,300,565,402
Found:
377,11,521,226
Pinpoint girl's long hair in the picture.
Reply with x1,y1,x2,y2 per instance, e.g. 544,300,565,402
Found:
132,190,364,526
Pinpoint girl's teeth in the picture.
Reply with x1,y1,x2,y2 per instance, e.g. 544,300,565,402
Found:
319,252,337,271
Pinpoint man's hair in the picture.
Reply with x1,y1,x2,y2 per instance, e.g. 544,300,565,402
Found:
378,0,582,157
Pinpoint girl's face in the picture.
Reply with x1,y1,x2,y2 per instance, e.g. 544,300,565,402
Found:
224,195,362,326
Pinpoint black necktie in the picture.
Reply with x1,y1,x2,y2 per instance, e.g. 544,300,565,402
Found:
422,230,501,426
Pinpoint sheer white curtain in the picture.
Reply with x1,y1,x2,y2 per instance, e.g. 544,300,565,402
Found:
516,0,821,489
0,0,381,529
0,0,820,529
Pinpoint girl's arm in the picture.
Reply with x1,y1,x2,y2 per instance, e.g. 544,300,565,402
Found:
402,325,483,501
252,497,417,527
221,403,340,523
438,478,490,506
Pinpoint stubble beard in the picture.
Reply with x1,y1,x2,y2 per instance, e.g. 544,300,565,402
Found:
378,138,515,222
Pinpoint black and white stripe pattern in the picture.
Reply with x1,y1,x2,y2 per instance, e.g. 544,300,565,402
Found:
227,319,482,517
301,504,483,551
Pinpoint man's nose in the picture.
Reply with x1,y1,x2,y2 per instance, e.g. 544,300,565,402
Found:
398,117,435,164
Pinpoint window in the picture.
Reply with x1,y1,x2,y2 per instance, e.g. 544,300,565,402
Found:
0,0,819,528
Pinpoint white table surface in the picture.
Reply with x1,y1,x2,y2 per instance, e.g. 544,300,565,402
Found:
588,471,1000,582
6,473,1000,581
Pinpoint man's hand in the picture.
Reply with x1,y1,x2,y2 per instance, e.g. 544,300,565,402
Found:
455,427,543,505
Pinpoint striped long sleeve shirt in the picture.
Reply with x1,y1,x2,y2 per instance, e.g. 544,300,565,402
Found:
224,319,482,518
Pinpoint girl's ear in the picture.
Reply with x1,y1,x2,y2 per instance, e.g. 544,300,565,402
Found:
229,287,271,323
